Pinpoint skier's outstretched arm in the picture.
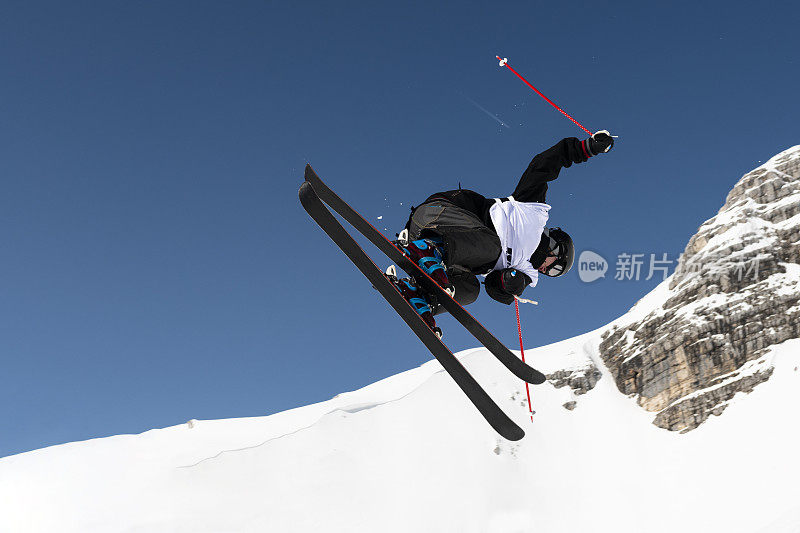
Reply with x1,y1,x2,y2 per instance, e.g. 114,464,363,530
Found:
512,132,614,203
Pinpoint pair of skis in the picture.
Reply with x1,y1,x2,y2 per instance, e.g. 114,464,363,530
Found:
299,165,546,440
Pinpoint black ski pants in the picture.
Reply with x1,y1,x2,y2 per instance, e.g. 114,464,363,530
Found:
406,199,502,314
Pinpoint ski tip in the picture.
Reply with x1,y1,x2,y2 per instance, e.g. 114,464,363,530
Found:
304,164,317,182
298,181,314,199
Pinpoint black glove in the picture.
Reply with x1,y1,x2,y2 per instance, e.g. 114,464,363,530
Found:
485,268,532,305
586,130,614,155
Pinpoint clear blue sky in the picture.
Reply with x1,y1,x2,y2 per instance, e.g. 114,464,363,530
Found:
2,1,798,457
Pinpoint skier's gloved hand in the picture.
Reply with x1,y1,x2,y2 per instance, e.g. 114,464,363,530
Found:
586,130,614,155
485,268,532,305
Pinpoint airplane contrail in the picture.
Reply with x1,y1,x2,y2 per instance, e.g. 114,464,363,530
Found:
462,94,510,129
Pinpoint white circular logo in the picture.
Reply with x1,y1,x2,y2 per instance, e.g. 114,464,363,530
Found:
578,251,608,283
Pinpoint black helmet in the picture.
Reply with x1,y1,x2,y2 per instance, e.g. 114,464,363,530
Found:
530,227,574,278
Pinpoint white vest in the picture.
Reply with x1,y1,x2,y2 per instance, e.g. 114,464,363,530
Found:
488,197,551,287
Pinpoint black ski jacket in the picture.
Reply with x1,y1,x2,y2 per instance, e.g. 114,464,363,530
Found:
421,137,590,228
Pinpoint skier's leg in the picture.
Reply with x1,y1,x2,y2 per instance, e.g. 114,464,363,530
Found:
405,201,501,274
397,200,498,318
432,267,479,316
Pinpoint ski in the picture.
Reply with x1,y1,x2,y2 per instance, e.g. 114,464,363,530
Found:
303,165,546,385
299,182,525,441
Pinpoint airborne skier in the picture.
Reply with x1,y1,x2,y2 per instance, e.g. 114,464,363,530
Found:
300,56,613,437
300,168,546,440
299,131,614,437
390,131,615,336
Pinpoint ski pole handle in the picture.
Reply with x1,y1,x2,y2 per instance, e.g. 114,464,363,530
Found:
514,295,539,306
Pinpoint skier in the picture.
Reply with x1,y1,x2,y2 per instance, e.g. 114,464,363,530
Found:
389,131,614,337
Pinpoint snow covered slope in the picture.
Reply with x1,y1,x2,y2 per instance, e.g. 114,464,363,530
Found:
2,148,799,532
0,333,798,532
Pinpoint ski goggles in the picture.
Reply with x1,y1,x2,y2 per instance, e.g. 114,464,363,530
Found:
542,258,568,277
540,239,569,278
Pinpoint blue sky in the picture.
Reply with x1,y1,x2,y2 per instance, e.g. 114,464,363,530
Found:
2,1,798,457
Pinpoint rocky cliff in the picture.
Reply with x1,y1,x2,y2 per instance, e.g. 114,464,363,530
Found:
598,145,800,432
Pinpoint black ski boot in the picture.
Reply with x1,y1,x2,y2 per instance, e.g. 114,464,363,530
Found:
386,265,442,339
394,230,455,297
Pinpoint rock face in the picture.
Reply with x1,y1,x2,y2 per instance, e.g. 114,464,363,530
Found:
599,146,800,432
548,362,602,397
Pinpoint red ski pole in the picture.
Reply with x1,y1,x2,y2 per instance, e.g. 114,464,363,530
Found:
514,299,535,423
496,55,592,136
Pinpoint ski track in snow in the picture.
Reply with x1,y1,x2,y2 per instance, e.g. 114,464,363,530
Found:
178,367,445,468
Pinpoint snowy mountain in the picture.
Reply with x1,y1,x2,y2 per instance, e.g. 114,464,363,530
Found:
600,145,800,431
1,148,799,533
